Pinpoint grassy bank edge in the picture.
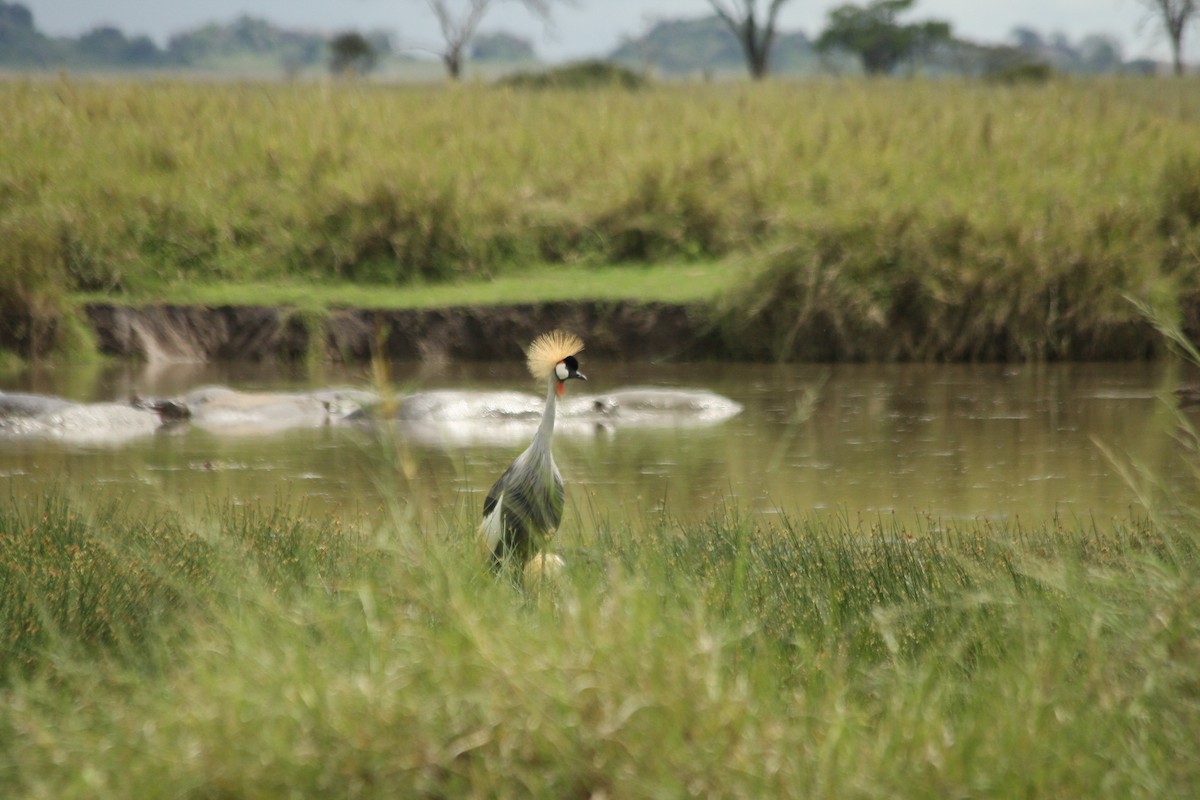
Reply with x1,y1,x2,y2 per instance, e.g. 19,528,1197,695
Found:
68,260,740,311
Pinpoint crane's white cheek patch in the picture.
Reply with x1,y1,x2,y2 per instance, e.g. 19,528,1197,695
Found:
480,493,504,554
555,361,570,381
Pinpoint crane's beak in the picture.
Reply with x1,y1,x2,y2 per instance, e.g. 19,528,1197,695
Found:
573,372,587,382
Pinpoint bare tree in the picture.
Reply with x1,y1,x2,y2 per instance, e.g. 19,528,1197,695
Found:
706,0,793,79
1136,0,1197,75
425,0,556,80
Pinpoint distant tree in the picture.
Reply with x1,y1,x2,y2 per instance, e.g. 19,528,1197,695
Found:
329,31,377,76
423,0,564,80
1078,34,1123,72
73,25,167,67
470,31,536,61
122,34,163,66
612,15,745,75
610,14,812,76
980,47,1053,83
501,59,646,88
1134,0,1197,75
1010,26,1044,51
365,30,394,59
0,1,32,30
816,0,951,75
1005,26,1127,74
703,0,793,79
76,26,130,62
167,15,327,70
0,1,51,65
1123,57,1160,75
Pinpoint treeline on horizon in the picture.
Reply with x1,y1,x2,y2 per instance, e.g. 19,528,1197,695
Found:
0,3,394,74
0,0,1161,78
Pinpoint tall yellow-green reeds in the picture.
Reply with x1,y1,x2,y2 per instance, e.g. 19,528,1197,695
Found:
2,77,1198,359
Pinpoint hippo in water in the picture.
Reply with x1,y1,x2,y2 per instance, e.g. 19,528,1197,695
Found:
364,386,743,447
384,387,742,426
0,390,162,444
0,391,74,419
177,386,377,435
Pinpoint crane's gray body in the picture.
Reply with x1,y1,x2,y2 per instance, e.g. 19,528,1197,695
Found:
479,379,565,567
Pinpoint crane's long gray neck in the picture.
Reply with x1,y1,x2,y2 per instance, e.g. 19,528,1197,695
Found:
530,377,558,456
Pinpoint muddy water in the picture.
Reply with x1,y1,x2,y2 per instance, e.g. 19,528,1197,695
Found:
1,360,1195,528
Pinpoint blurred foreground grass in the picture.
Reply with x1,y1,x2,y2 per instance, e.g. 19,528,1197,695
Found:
1,488,1197,797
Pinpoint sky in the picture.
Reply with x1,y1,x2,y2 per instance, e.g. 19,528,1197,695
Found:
23,0,1196,63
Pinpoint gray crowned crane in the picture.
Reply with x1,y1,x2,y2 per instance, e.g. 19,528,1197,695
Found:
478,330,586,573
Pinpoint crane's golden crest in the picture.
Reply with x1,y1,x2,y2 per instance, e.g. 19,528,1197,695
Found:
526,330,584,381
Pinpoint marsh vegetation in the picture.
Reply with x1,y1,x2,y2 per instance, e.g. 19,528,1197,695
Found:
1,485,1198,796
3,75,1200,794
1,355,1200,795
2,77,1199,359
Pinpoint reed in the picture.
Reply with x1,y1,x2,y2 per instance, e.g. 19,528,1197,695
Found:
0,493,376,681
0,488,1196,797
3,77,1199,359
711,206,1171,361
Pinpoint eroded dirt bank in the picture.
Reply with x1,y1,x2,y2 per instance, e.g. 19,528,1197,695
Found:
81,294,1200,365
83,302,723,364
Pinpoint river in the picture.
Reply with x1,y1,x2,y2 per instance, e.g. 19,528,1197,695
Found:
1,360,1195,529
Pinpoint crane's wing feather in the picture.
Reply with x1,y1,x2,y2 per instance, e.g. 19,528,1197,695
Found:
479,453,564,565
482,462,514,519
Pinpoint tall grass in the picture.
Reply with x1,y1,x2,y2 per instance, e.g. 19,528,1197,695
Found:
713,206,1174,360
0,487,1196,797
3,77,1199,358
0,494,376,680
0,214,66,361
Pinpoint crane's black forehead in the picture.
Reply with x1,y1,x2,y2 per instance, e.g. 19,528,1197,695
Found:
563,355,580,370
